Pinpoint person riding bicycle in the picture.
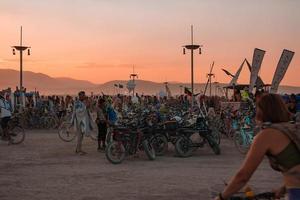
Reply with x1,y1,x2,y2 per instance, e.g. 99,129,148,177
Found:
215,93,300,200
0,92,12,141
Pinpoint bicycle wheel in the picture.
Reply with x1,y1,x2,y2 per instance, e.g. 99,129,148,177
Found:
211,127,221,145
47,116,58,129
106,128,113,145
175,136,194,157
205,133,221,155
89,132,98,141
58,122,76,142
105,141,126,164
9,125,25,145
150,134,168,156
234,131,250,154
88,120,98,141
142,139,156,160
208,119,221,145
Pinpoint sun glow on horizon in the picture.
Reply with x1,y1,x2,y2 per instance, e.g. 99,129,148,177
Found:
0,0,299,86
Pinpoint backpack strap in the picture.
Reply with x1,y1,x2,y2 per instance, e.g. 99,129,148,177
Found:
264,122,300,152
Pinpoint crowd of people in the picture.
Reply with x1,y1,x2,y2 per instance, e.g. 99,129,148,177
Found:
1,86,300,199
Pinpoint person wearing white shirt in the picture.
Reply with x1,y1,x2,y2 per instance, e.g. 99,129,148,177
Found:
71,91,92,155
0,93,12,140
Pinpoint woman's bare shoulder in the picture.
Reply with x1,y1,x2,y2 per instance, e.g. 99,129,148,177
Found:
256,128,289,141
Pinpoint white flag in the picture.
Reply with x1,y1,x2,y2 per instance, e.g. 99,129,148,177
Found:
249,48,266,93
229,59,245,86
270,49,295,93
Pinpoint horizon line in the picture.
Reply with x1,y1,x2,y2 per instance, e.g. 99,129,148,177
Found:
1,68,300,88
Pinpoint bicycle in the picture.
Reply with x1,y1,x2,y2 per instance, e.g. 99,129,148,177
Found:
0,114,25,145
105,118,156,164
58,120,98,142
175,116,221,157
234,110,255,154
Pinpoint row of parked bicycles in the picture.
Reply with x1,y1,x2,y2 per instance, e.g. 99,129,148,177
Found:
18,107,68,129
57,101,259,164
57,102,222,164
2,100,257,159
216,102,257,155
105,108,221,164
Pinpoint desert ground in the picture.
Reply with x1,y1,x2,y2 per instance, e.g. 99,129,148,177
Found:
0,130,281,200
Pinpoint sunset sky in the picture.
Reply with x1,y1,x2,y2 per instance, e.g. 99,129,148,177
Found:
0,0,299,86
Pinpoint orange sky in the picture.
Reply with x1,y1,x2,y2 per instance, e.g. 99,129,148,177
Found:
0,0,299,86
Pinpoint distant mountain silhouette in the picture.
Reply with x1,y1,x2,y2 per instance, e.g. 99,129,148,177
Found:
0,69,299,95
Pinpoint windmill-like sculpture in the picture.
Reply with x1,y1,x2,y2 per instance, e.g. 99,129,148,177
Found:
203,62,215,97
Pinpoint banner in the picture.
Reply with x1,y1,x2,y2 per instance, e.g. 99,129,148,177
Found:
245,59,265,89
270,49,295,93
249,48,266,93
184,87,192,96
229,59,245,86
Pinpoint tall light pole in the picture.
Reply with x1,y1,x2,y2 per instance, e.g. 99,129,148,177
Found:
11,26,31,90
183,25,202,107
207,72,215,97
129,66,138,97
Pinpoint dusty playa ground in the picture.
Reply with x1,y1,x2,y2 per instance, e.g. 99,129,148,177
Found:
0,130,281,200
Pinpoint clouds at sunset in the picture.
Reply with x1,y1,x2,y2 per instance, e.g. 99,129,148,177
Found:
0,0,299,86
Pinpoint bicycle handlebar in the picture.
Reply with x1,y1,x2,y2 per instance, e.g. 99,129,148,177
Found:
229,192,275,200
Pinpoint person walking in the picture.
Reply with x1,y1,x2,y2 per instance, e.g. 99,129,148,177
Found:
96,98,108,151
71,91,92,155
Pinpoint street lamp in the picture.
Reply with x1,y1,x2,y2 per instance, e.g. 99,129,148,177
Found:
182,25,202,107
11,26,31,90
129,66,138,97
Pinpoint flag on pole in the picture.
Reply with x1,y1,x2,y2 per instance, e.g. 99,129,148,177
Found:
222,69,234,77
184,87,192,96
249,48,266,93
270,49,295,93
114,84,118,87
229,59,245,86
118,84,124,88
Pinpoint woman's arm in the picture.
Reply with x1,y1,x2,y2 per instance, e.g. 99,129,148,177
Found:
221,132,270,199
